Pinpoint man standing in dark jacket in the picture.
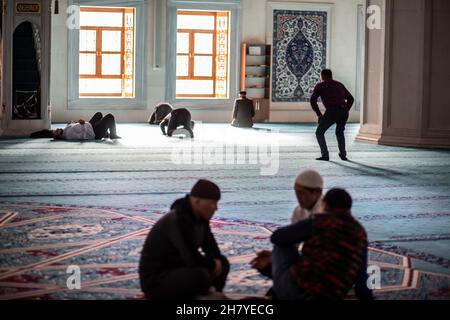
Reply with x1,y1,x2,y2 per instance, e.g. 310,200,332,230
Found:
310,69,354,161
139,180,229,300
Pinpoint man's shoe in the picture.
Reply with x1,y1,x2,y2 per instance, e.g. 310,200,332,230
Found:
339,154,349,161
110,135,122,139
316,156,330,161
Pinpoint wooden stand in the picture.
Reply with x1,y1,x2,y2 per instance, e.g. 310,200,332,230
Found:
240,43,271,123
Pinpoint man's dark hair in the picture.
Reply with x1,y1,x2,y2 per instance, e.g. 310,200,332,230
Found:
190,179,221,201
321,69,333,79
323,188,352,211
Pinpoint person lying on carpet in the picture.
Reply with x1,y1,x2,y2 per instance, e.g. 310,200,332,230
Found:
250,169,324,298
231,91,255,128
148,103,173,125
139,179,229,300
269,188,374,300
30,112,121,140
160,108,195,138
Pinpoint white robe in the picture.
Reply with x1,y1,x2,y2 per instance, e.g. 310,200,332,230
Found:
62,122,95,140
290,198,322,224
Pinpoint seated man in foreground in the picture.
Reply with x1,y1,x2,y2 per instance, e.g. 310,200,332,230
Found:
270,188,374,300
30,112,121,140
251,170,324,282
138,179,229,300
160,108,194,138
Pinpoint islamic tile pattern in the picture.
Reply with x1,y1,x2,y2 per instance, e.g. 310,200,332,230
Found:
272,10,327,102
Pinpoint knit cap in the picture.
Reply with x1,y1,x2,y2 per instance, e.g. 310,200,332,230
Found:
190,179,221,201
295,170,324,189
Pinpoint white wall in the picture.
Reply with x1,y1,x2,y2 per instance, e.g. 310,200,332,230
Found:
50,0,363,123
242,0,364,122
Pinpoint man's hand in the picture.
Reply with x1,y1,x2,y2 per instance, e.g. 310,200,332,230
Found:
212,259,223,279
78,119,85,125
250,250,272,270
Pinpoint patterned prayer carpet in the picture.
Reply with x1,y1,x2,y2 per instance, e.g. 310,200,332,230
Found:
0,123,449,300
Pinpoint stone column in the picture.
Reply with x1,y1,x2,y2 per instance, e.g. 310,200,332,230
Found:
357,0,450,149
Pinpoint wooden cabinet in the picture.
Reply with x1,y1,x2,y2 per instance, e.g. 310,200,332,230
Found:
240,43,271,122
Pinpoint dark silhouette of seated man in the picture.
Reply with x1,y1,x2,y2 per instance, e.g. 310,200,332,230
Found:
30,112,121,140
139,180,230,300
148,103,173,125
231,91,255,128
270,188,373,300
160,108,194,138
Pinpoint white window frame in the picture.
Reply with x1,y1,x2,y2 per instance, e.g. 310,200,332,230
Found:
67,0,147,110
166,0,241,109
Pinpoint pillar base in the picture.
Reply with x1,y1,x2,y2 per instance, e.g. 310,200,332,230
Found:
356,133,450,150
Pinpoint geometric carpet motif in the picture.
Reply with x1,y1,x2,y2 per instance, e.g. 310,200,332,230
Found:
1,203,449,300
1,123,449,300
272,10,327,102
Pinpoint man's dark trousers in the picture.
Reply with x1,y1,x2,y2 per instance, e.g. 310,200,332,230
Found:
316,106,349,158
163,109,194,138
89,112,118,139
143,256,229,300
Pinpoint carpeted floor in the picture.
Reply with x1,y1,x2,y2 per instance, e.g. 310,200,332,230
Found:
0,123,449,300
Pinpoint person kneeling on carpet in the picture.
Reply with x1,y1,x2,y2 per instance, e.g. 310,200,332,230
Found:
148,103,173,125
269,188,374,300
139,179,229,300
160,108,195,138
231,91,255,128
30,112,121,140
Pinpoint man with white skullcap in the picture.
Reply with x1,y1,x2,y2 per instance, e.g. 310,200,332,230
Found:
251,170,324,297
291,170,324,223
